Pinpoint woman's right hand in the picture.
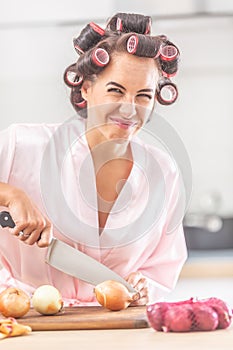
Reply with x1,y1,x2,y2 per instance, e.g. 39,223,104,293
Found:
0,183,53,247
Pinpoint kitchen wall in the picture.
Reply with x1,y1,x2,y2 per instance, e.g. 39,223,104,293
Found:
0,0,233,217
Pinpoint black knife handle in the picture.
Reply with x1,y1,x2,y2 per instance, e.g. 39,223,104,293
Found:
0,210,42,241
0,211,15,228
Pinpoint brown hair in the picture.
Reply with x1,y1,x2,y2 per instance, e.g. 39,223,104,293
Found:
64,13,180,117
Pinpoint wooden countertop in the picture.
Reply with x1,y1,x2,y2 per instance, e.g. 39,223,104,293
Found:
1,324,233,350
180,249,233,278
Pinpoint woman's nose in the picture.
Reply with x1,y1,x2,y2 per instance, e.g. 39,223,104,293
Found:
119,102,136,119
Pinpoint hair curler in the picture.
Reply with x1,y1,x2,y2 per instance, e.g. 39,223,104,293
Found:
89,22,105,36
159,42,180,77
91,48,110,67
116,17,123,31
144,17,152,34
156,78,178,105
73,22,105,55
64,64,83,87
160,44,179,62
127,35,139,54
126,34,160,58
71,89,87,109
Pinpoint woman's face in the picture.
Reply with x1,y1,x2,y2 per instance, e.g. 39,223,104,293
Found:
81,52,160,143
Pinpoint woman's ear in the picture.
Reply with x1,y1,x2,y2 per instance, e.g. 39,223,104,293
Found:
81,80,92,100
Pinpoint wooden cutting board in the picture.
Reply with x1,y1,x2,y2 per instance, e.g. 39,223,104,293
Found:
17,306,150,330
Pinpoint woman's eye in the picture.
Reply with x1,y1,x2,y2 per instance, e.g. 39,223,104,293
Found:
107,88,123,94
137,94,152,100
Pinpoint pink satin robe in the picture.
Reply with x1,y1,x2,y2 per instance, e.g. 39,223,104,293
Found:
0,118,187,305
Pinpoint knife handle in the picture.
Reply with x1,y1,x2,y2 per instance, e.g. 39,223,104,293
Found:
0,211,30,238
0,211,16,228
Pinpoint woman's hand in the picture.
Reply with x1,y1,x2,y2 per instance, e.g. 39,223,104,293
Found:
1,183,52,247
126,271,149,306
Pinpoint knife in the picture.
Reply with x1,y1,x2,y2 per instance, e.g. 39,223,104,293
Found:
0,211,136,292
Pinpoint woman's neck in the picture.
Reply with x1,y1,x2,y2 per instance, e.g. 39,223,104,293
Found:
85,127,132,163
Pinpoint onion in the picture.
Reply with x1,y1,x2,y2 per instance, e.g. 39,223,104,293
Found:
0,287,30,318
32,285,63,315
163,305,193,332
192,304,219,331
94,280,140,311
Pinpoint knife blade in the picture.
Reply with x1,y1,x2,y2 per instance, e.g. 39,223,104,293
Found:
0,211,136,292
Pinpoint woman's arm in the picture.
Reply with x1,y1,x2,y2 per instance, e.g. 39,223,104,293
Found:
0,182,52,247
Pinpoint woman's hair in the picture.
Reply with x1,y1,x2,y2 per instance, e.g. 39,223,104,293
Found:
64,13,180,118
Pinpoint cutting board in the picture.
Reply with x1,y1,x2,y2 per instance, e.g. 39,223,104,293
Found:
17,306,150,330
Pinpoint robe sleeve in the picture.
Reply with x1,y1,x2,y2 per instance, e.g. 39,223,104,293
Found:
140,223,187,302
139,163,188,302
0,125,17,183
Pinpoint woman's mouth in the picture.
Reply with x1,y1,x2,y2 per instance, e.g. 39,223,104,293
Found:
109,117,137,130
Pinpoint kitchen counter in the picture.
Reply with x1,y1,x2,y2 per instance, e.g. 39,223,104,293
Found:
1,250,233,349
1,324,233,350
180,249,233,278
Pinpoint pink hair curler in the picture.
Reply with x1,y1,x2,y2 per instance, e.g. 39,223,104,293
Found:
158,82,178,105
162,70,177,78
116,17,123,31
75,99,87,108
73,43,84,55
92,48,110,67
160,44,179,62
89,22,105,36
64,65,83,87
144,18,151,34
126,35,139,54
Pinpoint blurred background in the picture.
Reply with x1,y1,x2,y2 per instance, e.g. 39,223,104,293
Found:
0,0,233,302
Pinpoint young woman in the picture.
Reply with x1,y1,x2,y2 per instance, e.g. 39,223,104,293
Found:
0,13,187,306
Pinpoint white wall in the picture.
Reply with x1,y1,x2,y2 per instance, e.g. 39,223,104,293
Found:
0,1,233,216
154,16,233,217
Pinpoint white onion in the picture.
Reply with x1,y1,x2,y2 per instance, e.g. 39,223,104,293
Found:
32,285,63,315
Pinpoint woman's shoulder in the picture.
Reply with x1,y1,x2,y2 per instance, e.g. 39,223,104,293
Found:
9,122,60,136
4,117,85,145
135,136,178,175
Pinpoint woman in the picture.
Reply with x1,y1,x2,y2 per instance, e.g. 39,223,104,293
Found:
0,13,187,305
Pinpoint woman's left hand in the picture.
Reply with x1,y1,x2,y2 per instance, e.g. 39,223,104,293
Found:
126,271,149,306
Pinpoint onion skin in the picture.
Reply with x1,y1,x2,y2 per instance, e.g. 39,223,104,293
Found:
94,280,140,311
32,285,63,315
0,287,30,318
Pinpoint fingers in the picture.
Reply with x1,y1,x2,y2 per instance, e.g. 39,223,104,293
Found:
36,224,53,248
126,271,149,306
9,217,52,248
